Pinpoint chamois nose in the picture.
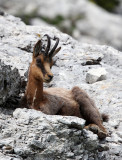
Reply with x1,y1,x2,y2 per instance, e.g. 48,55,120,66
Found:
48,75,53,80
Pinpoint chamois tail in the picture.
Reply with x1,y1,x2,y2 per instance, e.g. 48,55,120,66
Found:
101,113,109,122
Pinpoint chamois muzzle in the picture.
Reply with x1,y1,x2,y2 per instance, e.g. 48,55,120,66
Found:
45,74,53,83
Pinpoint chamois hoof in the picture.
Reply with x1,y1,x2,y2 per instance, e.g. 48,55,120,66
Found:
84,124,107,139
97,130,107,139
84,124,99,134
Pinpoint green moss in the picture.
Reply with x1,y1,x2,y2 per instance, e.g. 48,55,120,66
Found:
18,13,65,26
89,0,119,12
41,15,65,25
17,12,84,36
60,25,75,36
19,15,31,24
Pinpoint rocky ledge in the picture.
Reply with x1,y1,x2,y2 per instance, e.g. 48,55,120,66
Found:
0,12,122,160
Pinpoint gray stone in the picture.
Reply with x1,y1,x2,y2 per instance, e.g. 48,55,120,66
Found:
98,144,109,152
116,132,122,139
0,60,21,107
0,152,22,160
0,13,122,160
86,68,107,84
117,122,122,132
30,139,46,149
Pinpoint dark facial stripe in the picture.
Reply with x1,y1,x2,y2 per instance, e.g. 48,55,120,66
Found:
36,58,46,75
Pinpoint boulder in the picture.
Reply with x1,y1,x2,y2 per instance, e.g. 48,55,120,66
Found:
0,108,99,160
0,12,122,159
86,68,107,84
0,60,21,107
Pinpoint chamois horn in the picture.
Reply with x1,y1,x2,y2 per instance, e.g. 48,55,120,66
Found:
44,34,51,56
49,37,59,57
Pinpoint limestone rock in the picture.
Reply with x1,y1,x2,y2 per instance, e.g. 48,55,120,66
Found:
1,108,99,160
0,60,21,107
0,12,122,160
86,68,107,84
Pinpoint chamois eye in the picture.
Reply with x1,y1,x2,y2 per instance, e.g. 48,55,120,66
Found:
36,59,42,64
36,58,44,69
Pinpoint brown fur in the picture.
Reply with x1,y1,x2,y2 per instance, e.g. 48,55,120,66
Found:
101,113,109,122
20,36,108,139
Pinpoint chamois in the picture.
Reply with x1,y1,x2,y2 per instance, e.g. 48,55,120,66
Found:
21,34,108,139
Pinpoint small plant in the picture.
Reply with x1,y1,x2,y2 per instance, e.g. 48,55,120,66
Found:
89,0,119,12
41,15,64,25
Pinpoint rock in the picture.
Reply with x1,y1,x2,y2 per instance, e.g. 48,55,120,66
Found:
115,0,122,15
0,152,22,160
117,122,122,132
83,131,98,151
0,13,122,159
0,0,122,51
109,143,122,157
98,144,109,152
86,68,107,84
30,18,50,27
0,60,21,107
1,108,99,159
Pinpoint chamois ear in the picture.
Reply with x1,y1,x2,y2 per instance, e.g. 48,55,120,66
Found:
51,47,61,57
33,40,42,58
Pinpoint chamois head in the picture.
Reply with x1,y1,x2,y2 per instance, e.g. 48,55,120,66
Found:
30,34,61,83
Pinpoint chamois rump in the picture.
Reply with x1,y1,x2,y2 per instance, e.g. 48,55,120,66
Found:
21,34,108,139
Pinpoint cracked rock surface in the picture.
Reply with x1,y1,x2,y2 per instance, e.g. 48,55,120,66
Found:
0,13,122,159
